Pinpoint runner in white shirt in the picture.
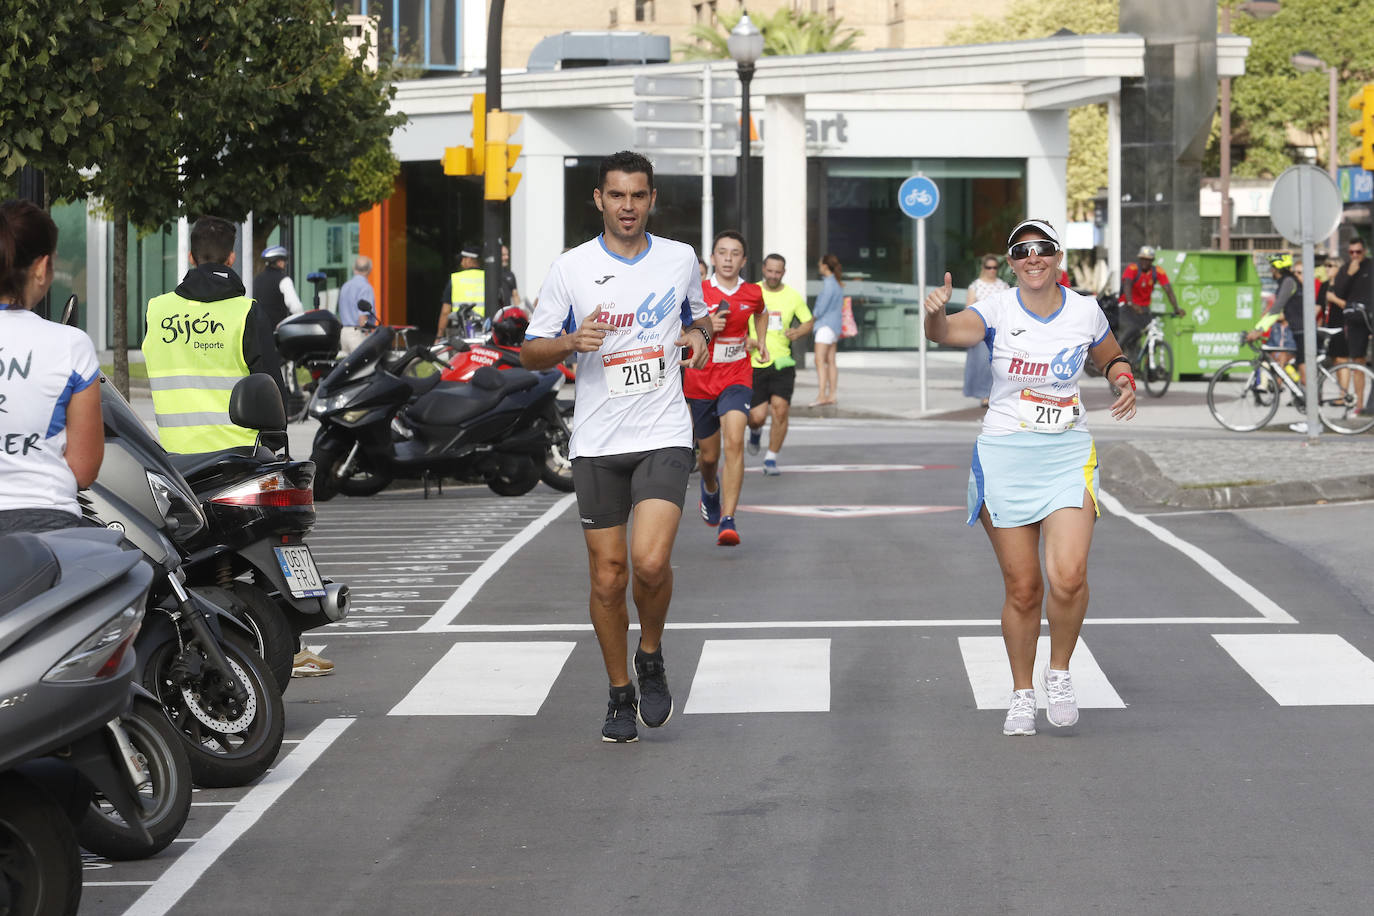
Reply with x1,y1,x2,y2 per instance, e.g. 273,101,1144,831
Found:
523,151,713,744
924,218,1136,738
0,200,104,534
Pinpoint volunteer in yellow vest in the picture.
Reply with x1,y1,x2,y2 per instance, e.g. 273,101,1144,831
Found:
142,216,287,454
437,244,485,340
746,253,813,476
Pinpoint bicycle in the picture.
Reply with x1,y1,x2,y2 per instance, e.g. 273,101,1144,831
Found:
1206,327,1374,434
1132,314,1175,398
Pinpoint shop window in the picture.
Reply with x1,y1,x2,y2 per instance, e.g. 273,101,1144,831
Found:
609,7,618,26
635,0,654,23
363,0,461,72
693,3,703,23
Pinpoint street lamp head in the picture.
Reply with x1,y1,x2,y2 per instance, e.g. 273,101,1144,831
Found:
728,12,764,66
1290,51,1326,72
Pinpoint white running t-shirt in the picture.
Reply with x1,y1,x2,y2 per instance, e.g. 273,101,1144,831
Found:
0,308,101,515
966,286,1111,437
526,234,708,459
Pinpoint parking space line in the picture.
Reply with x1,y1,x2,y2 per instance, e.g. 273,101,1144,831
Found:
122,717,354,916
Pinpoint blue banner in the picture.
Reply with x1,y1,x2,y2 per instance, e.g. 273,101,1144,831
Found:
1339,166,1373,203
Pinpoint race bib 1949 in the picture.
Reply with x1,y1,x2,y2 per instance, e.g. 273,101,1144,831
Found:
713,336,747,363
1016,388,1080,433
603,345,667,398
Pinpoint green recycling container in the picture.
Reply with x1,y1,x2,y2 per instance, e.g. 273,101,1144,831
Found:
1152,250,1262,378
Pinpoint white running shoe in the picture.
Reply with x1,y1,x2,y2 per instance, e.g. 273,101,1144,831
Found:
1043,666,1079,727
1002,688,1037,736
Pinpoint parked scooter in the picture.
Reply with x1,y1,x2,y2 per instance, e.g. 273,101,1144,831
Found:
0,528,191,914
83,377,286,788
308,325,569,499
277,308,343,422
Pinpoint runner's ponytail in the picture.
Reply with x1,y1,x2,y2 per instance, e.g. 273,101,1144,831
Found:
0,200,59,307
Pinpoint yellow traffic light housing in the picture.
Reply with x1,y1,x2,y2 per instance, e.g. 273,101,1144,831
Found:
484,110,524,201
442,94,487,176
1348,84,1374,171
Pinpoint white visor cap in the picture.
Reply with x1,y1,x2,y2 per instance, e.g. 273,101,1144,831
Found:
1007,219,1061,248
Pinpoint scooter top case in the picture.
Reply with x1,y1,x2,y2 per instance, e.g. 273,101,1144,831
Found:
0,528,152,772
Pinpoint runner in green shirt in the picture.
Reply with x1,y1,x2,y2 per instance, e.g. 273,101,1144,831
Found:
747,253,813,475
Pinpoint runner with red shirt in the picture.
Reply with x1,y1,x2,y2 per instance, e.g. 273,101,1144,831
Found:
685,230,769,546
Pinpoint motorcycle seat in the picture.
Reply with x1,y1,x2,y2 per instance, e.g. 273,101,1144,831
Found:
168,446,278,483
404,373,443,399
0,534,60,617
406,368,540,427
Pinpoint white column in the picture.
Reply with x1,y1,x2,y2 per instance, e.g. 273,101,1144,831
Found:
762,94,807,284
240,213,253,279
1024,154,1068,239
510,152,564,299
85,203,108,349
1107,95,1122,292
176,217,190,277
461,0,486,72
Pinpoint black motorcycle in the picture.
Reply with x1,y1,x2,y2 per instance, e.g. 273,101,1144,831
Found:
308,325,568,499
276,308,344,422
83,377,286,789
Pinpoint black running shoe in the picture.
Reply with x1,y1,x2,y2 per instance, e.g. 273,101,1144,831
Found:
634,645,674,728
602,684,639,743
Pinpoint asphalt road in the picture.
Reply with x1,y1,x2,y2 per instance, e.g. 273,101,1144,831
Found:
82,419,1374,916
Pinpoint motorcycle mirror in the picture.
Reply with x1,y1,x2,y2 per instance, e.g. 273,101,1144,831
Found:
229,374,288,432
357,301,373,312
61,294,79,326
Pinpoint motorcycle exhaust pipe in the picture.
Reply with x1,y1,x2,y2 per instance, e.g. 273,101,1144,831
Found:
321,581,350,622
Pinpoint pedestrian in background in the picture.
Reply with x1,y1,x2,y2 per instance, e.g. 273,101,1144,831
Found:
924,217,1136,737
747,253,813,476
809,253,844,407
253,245,304,328
0,200,103,535
963,254,1007,408
500,243,521,308
1328,238,1372,413
337,255,377,354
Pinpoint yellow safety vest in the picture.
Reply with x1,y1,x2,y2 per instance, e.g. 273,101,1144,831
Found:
142,293,258,453
450,269,486,317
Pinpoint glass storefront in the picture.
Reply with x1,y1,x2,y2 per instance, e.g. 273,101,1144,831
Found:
400,159,486,334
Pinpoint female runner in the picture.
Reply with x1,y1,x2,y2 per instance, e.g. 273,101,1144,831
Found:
924,218,1136,736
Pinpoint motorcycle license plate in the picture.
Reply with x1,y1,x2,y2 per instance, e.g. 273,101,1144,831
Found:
274,545,326,598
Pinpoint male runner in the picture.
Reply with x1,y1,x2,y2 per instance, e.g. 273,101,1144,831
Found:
747,253,813,476
522,151,712,744
685,230,769,546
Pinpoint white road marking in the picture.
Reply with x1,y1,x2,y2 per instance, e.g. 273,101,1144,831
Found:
958,636,1127,710
684,638,831,713
1098,488,1298,624
1214,634,1374,705
753,463,957,473
86,881,156,887
740,504,961,519
388,642,575,715
419,493,576,630
122,717,354,916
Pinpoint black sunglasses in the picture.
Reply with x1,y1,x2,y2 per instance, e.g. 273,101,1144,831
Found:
1008,239,1059,260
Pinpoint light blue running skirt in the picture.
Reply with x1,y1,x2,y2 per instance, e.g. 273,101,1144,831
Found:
966,430,1099,528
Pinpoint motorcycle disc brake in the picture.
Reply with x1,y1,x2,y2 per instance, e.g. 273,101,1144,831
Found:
181,652,258,734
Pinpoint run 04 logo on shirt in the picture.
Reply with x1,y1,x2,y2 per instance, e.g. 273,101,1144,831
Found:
966,286,1110,436
526,234,707,459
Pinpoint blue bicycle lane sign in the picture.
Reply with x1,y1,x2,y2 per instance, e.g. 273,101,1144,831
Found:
898,175,940,220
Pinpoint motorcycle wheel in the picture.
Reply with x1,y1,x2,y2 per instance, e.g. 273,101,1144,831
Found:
141,629,285,789
314,448,393,498
488,456,541,497
195,585,294,693
76,698,192,861
0,772,82,916
538,404,575,493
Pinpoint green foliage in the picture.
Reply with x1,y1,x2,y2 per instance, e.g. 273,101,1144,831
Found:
945,0,1118,221
1221,0,1374,178
677,8,862,61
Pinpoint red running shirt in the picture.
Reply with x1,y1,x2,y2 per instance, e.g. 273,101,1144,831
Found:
1119,263,1170,308
682,277,766,399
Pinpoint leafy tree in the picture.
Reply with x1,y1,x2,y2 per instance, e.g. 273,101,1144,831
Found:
678,8,862,60
1219,0,1374,178
945,0,1118,225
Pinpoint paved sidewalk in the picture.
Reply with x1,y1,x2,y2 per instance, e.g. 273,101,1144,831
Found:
785,350,1374,510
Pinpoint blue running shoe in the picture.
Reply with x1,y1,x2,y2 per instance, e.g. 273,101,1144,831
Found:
717,516,740,546
762,459,780,476
747,429,762,455
700,480,721,526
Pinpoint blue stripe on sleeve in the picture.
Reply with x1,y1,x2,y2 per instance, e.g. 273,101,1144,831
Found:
562,307,577,336
680,298,693,329
1092,326,1110,347
45,370,85,438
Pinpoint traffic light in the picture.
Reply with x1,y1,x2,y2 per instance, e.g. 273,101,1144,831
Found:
1348,84,1374,170
442,93,487,176
484,110,524,201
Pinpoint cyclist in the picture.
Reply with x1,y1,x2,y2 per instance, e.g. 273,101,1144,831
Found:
1117,245,1183,360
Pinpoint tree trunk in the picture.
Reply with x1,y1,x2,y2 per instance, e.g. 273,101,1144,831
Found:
111,212,131,400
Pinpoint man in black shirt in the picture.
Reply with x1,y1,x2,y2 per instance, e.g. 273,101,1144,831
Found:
1328,237,1372,366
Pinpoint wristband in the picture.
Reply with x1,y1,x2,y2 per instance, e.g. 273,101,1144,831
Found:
693,325,711,345
1103,355,1131,376
1113,371,1136,392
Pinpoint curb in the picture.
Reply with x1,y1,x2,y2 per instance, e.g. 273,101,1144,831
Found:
1098,441,1374,510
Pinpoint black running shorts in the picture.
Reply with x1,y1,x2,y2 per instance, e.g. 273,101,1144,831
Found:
571,447,693,529
750,365,797,407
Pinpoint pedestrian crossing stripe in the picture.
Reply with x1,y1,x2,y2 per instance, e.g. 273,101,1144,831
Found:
760,463,957,473
1214,633,1374,705
388,642,576,715
684,639,831,713
740,505,962,518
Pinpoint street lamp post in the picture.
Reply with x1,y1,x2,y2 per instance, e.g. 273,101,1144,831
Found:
728,13,763,277
1291,50,1341,255
1219,1,1280,251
